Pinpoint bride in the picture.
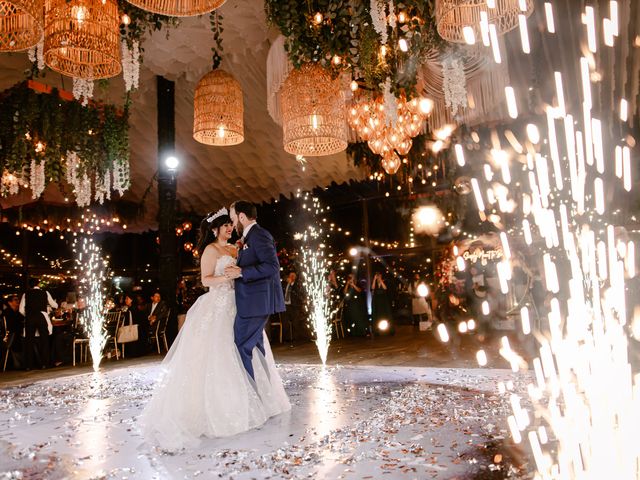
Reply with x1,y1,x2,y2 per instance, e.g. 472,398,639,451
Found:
140,209,290,450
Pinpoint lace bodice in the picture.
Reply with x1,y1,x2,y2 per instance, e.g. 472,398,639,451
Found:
214,255,236,277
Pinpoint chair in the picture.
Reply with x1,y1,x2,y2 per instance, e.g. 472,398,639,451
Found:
332,301,345,339
72,312,90,366
270,313,283,344
2,315,16,372
149,309,170,354
103,311,123,360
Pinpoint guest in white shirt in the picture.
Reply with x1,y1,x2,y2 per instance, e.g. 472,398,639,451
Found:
19,278,57,370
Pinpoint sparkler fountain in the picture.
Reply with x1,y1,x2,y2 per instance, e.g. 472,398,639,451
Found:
444,1,640,478
298,195,335,365
74,236,109,372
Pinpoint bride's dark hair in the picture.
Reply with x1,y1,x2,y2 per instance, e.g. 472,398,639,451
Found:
196,212,232,257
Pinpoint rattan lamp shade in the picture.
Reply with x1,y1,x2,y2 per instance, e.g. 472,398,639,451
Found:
125,0,225,17
280,63,347,157
43,0,121,79
193,69,244,146
436,0,533,44
0,0,43,51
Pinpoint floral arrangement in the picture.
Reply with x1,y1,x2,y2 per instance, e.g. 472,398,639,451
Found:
265,0,443,96
0,82,130,206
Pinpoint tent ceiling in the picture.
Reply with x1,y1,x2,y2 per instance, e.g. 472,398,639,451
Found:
0,0,362,230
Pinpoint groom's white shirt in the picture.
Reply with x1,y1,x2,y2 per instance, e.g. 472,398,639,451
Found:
241,221,257,241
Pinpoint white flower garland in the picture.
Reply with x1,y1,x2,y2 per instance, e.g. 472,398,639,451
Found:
1,170,20,196
387,0,396,29
65,151,80,187
76,174,92,208
72,78,94,106
121,40,140,92
30,159,45,199
94,169,112,205
112,159,131,196
370,0,387,45
27,40,45,71
442,57,467,114
383,78,398,128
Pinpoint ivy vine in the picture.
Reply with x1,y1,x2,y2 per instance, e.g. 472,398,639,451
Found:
265,0,443,96
0,82,129,185
209,11,224,70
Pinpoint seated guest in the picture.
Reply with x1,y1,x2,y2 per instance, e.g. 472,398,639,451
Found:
2,295,24,369
148,291,169,329
282,271,306,341
122,293,149,357
19,278,57,370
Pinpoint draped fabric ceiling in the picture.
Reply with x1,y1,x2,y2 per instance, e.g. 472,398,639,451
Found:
1,0,639,231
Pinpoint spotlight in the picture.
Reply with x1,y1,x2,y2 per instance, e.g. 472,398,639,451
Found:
165,155,180,171
375,318,395,336
349,247,358,256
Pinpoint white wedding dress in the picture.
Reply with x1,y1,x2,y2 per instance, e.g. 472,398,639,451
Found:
140,255,290,450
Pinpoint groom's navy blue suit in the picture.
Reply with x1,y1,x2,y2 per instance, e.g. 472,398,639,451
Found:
234,223,285,379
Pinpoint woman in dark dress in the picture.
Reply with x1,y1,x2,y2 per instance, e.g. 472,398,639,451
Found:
343,274,369,336
371,272,393,327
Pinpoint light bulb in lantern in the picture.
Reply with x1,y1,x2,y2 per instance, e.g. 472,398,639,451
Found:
218,125,226,138
350,80,358,92
35,141,45,153
348,106,359,120
432,140,444,153
360,126,372,141
387,131,402,149
382,152,401,175
380,45,387,57
332,55,341,65
398,11,407,23
396,138,412,155
311,114,319,130
418,98,434,115
313,12,323,24
72,5,87,24
368,138,384,155
122,14,130,25
398,38,409,52
405,122,421,137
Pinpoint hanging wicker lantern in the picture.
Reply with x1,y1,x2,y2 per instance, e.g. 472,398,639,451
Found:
125,0,225,17
43,0,121,79
0,0,43,51
280,63,347,157
193,69,244,146
435,0,533,44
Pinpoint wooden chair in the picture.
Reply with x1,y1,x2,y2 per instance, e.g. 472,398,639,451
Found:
149,309,170,354
270,313,283,344
332,301,345,339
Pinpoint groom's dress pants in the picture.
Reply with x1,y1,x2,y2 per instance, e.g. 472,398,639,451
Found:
234,314,268,380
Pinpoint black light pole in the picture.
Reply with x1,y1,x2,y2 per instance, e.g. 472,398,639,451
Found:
156,76,179,345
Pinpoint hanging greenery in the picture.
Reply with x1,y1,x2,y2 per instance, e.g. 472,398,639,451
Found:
0,82,129,200
209,11,224,69
265,0,443,96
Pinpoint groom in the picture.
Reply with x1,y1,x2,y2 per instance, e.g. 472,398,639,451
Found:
225,201,285,380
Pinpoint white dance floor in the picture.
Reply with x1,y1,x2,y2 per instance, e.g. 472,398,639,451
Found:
0,362,531,479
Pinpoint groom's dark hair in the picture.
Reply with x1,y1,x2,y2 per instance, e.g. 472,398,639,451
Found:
231,200,257,220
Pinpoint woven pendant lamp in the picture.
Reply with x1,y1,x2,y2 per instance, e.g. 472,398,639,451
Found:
436,0,533,44
280,63,347,157
0,0,43,51
44,0,121,79
193,69,244,146
125,0,225,17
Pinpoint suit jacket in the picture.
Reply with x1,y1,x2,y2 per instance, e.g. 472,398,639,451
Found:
148,301,169,323
234,224,285,317
283,280,304,307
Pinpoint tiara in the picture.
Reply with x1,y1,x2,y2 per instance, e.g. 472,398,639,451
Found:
206,207,228,223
